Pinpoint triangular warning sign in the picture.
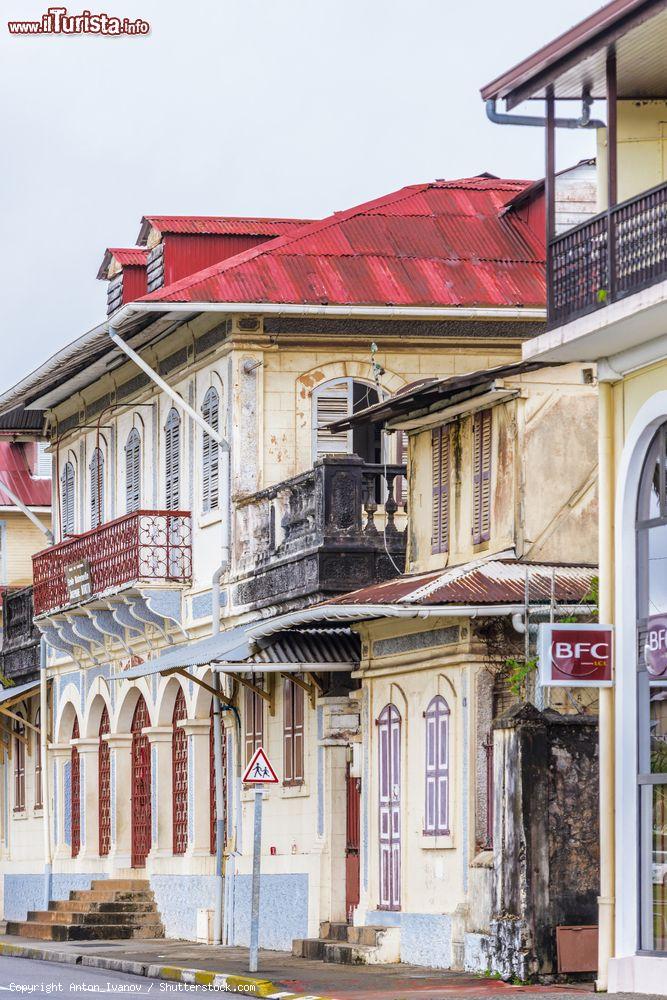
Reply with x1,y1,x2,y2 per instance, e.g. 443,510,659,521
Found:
242,746,279,784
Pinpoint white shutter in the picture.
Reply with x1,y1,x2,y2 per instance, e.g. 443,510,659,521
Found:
165,408,181,511
60,462,75,537
202,388,219,512
35,442,51,478
313,380,351,459
125,429,141,514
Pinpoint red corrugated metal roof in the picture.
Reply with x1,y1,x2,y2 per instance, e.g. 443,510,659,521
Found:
97,248,148,280
327,560,596,607
141,178,546,309
138,216,313,241
0,443,51,508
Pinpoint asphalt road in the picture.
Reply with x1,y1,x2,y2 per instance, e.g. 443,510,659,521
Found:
0,957,207,994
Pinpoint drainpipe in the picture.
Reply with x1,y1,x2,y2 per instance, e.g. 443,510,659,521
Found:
485,96,604,130
40,636,52,908
0,475,53,544
597,382,616,990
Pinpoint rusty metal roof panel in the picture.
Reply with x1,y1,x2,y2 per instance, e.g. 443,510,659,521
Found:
328,560,596,607
143,179,546,309
231,629,361,666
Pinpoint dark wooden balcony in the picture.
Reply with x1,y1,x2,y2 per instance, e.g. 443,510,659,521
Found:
1,586,40,683
233,455,407,612
549,179,667,327
32,510,192,616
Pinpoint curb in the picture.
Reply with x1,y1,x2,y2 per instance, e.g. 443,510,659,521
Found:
0,941,335,998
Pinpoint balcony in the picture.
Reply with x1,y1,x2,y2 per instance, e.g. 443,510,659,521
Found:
1,587,40,683
233,455,406,612
33,510,192,616
549,179,667,327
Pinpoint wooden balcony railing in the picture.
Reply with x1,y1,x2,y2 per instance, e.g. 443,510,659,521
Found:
549,179,667,326
32,510,192,616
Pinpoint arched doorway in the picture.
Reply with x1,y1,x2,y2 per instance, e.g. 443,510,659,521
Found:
131,696,151,868
98,705,111,857
71,717,80,858
378,703,401,911
172,688,188,856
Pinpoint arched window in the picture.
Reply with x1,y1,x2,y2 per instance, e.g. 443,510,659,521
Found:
89,447,105,529
312,378,384,463
125,428,141,513
71,717,80,858
13,716,26,812
636,423,667,952
164,408,181,510
98,705,111,857
202,387,220,513
424,696,450,836
131,696,151,868
34,708,43,810
172,688,188,856
60,461,75,538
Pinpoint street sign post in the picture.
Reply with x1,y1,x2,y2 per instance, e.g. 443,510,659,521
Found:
538,622,614,688
242,747,279,973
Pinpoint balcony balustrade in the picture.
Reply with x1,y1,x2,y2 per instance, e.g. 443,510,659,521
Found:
233,455,407,612
1,586,40,683
549,179,667,327
32,510,192,616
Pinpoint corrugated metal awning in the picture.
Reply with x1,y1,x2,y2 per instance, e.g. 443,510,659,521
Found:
215,628,360,673
119,625,252,680
0,679,41,705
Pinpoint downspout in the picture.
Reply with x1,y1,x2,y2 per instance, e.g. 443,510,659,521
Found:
597,382,615,990
485,95,604,130
108,325,231,945
40,636,52,908
0,475,53,544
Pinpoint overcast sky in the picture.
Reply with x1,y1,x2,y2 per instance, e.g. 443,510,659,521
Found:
0,0,603,388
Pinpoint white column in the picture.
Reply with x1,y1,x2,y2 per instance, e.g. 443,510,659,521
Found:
72,738,100,860
144,726,173,859
180,718,213,857
105,734,132,870
49,743,73,861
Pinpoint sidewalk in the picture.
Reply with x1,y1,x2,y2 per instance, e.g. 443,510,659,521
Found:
0,934,612,1000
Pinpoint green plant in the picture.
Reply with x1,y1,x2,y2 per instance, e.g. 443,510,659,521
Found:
583,575,599,605
506,656,538,698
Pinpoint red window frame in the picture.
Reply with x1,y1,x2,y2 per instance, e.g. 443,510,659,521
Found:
244,676,264,767
71,717,81,858
283,677,304,786
98,705,111,857
13,717,26,812
424,696,450,836
172,688,188,856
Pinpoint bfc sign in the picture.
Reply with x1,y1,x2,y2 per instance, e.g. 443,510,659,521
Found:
538,623,614,688
644,615,667,678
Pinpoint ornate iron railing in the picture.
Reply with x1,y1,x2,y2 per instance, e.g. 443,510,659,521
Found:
1,586,40,682
233,455,406,609
32,510,192,616
549,179,667,326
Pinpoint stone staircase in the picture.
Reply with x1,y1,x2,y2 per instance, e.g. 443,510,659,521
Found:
292,921,400,964
6,879,164,941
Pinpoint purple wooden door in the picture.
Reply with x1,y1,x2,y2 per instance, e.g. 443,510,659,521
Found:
378,703,401,910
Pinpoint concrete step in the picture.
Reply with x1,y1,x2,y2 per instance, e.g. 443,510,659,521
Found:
49,899,155,915
69,889,154,903
347,925,391,947
292,938,377,964
89,879,150,892
6,920,164,942
319,921,349,942
27,909,160,927
293,925,400,964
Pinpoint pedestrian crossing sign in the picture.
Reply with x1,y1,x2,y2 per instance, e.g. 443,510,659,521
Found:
242,746,279,784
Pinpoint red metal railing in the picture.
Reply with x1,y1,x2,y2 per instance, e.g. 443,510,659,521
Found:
549,179,667,326
32,510,192,615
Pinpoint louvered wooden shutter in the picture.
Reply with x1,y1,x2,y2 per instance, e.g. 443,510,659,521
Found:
61,462,75,537
165,408,181,511
90,448,104,529
283,677,294,784
293,681,304,782
125,429,141,514
431,427,450,554
244,676,263,767
472,410,492,544
202,388,220,512
314,381,350,458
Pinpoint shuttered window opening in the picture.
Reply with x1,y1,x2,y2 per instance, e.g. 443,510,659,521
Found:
34,708,43,810
202,387,220,513
472,410,492,544
431,426,450,554
61,461,76,538
172,688,188,856
89,447,105,529
424,696,450,836
313,380,350,458
283,677,304,785
165,408,181,511
13,718,26,812
244,676,264,767
125,428,141,513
